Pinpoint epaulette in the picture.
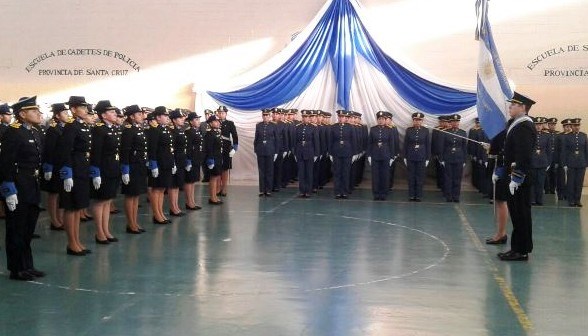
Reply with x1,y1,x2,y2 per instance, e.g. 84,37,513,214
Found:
96,122,105,127
10,122,21,129
49,119,57,128
125,124,132,129
66,118,75,124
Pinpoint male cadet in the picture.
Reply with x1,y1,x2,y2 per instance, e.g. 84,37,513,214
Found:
0,103,13,219
254,109,279,197
432,116,449,191
404,112,430,201
356,112,369,188
271,108,288,192
385,113,401,190
200,109,213,182
286,109,300,186
216,105,238,196
544,117,559,194
294,110,319,198
556,119,572,200
529,117,552,206
350,112,364,192
367,111,396,200
498,92,536,261
318,111,332,188
330,110,357,199
561,118,587,207
310,110,323,193
0,96,45,280
468,118,486,192
473,118,491,197
439,114,467,202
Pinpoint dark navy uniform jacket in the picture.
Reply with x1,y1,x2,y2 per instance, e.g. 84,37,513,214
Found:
147,125,174,169
367,125,395,160
120,123,147,167
561,132,588,168
42,120,64,170
185,127,204,166
531,131,553,168
329,123,356,157
0,123,42,204
90,122,121,178
220,119,238,152
204,129,223,163
404,126,430,161
294,123,320,160
274,121,289,154
439,128,468,163
254,121,279,156
504,118,537,178
171,125,188,169
57,119,92,179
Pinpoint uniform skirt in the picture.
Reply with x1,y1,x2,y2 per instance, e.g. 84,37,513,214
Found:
171,167,186,189
221,154,232,170
40,168,62,194
185,164,201,183
495,178,509,202
148,168,173,189
59,177,90,210
121,163,148,196
207,164,222,177
91,176,120,200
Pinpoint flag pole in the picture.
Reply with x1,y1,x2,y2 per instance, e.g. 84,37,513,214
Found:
424,124,490,148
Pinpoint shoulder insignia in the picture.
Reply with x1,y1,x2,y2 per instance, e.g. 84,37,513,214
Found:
66,118,74,123
96,122,105,127
10,122,21,129
125,124,132,129
48,119,57,127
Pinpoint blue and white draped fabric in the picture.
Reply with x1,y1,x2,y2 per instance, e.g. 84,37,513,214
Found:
475,0,513,139
197,0,480,181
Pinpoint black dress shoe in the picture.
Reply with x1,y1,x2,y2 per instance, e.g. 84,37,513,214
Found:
126,227,142,234
264,192,272,197
50,224,65,231
152,217,169,224
66,247,86,256
110,209,121,214
272,188,280,192
185,204,202,210
499,251,528,261
497,250,511,258
486,235,507,245
453,199,460,203
10,271,34,281
27,268,46,278
83,249,92,254
138,227,146,232
169,210,185,217
208,199,223,205
577,203,583,207
341,195,348,199
335,195,342,199
415,198,422,202
80,216,93,222
95,236,110,244
106,237,119,243
259,193,265,197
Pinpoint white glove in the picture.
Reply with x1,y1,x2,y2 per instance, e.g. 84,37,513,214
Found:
463,163,466,168
329,155,333,162
151,168,159,178
389,159,394,166
273,154,278,162
492,173,499,184
564,166,568,173
484,162,488,168
545,165,550,172
207,163,215,169
186,164,192,172
351,154,357,163
425,160,429,167
5,194,18,212
473,156,477,161
282,152,287,159
440,161,445,167
229,148,236,157
172,165,177,175
64,178,73,192
122,174,130,185
92,176,102,190
314,156,318,162
44,172,52,181
294,156,297,162
403,159,407,166
368,157,372,165
509,180,520,195
555,163,559,169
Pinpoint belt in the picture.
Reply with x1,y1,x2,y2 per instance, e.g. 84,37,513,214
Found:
221,136,231,141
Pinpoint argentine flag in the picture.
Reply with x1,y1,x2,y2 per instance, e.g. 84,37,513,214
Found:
475,0,513,139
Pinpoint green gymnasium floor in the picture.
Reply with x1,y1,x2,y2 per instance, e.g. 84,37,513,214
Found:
0,185,586,335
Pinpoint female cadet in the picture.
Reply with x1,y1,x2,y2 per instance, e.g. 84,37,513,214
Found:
58,96,94,256
367,111,396,201
120,105,148,233
204,114,223,204
168,109,188,217
184,112,204,210
41,103,70,230
147,106,174,224
0,96,45,280
90,100,121,244
403,112,430,202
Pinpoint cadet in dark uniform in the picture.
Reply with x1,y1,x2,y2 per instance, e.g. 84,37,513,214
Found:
385,114,401,190
271,108,287,192
58,96,94,256
529,117,552,206
90,100,122,244
147,106,174,224
184,112,204,210
0,96,45,280
319,111,332,188
557,119,573,200
330,110,356,199
254,109,279,196
200,109,213,183
0,103,13,220
562,118,587,207
204,115,223,204
404,112,430,201
217,106,238,197
498,92,536,261
311,111,323,193
544,117,559,194
432,116,449,191
120,105,148,234
367,111,396,200
439,114,467,202
41,103,70,231
168,109,187,217
294,110,320,197
486,129,509,245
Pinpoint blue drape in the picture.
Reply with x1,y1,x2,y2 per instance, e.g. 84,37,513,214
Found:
208,0,477,113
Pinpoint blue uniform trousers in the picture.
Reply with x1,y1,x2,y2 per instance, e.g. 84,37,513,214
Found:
444,162,464,201
407,160,426,199
530,168,546,204
297,157,314,195
567,167,586,205
371,159,390,199
257,155,274,193
333,156,352,196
